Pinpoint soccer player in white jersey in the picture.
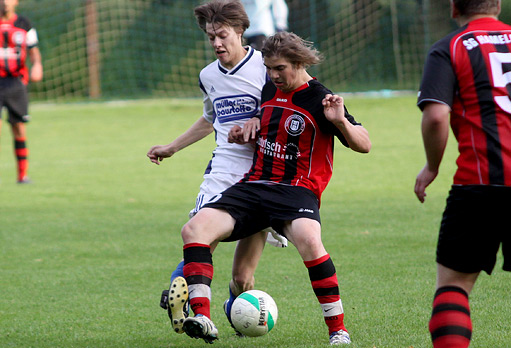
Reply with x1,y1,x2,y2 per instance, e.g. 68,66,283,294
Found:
146,0,285,339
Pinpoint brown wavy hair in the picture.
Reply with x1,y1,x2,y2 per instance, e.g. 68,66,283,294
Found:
194,0,250,35
262,32,323,69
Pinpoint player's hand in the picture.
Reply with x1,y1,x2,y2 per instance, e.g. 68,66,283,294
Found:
242,117,260,143
147,145,173,165
228,125,244,144
30,64,43,82
414,165,438,203
322,94,345,125
228,118,260,144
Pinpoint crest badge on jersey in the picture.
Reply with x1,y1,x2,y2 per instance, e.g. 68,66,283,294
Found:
285,114,305,136
12,31,25,45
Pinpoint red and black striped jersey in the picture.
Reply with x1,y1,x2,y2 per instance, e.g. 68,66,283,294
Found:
418,17,511,186
242,79,360,203
0,14,38,84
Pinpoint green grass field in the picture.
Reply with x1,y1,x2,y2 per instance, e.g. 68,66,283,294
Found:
0,96,509,348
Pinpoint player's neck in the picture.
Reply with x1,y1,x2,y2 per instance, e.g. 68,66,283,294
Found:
1,12,16,21
457,14,498,27
224,46,248,70
292,71,313,91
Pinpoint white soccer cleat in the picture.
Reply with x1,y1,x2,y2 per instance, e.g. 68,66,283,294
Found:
329,329,351,345
183,314,219,344
265,228,288,248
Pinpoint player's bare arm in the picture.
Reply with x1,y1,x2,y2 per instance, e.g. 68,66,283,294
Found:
323,94,371,153
147,116,213,165
29,47,43,82
414,102,450,203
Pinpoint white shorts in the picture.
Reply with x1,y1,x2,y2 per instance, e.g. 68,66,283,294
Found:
189,173,242,218
189,173,287,248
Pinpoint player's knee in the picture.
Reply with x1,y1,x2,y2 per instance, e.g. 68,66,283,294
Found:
181,221,200,244
181,214,218,244
295,233,322,250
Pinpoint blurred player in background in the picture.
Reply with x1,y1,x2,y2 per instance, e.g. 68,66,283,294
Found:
178,31,371,345
147,0,286,337
241,0,288,50
0,0,43,183
415,1,510,347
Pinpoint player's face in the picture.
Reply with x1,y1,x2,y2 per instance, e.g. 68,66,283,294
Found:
206,22,244,70
1,0,18,15
264,56,302,93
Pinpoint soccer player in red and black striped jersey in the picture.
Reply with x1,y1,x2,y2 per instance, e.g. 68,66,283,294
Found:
415,1,510,347
180,31,371,345
0,0,43,183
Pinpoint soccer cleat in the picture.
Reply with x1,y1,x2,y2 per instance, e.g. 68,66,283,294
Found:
160,289,169,310
160,276,189,334
183,314,219,344
223,299,244,337
329,330,351,345
17,176,32,184
265,228,288,248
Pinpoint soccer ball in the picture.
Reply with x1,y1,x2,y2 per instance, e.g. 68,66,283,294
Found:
230,290,278,337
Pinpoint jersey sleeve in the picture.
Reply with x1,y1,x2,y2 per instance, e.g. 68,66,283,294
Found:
15,16,38,48
26,28,39,48
417,38,456,111
199,78,214,123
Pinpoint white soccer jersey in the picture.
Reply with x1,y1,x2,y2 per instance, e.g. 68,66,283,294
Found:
199,46,267,177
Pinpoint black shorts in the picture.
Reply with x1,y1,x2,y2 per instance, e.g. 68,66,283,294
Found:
202,182,321,242
0,77,29,124
437,185,511,275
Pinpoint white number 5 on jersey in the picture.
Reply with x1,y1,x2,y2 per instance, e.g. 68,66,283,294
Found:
489,52,511,113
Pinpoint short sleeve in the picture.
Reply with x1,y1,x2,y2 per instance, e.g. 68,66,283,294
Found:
417,38,456,111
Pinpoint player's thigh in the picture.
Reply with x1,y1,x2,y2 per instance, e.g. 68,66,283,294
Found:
182,207,236,244
283,218,326,261
232,231,268,275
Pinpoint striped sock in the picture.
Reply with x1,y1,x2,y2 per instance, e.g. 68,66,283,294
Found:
304,254,346,334
183,243,213,318
14,137,28,181
429,286,472,348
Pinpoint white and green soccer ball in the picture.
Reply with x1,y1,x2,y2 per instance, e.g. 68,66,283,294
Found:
231,290,278,337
